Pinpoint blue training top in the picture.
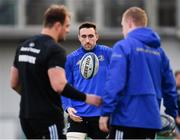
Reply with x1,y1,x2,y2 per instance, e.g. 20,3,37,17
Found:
62,44,112,117
101,27,178,129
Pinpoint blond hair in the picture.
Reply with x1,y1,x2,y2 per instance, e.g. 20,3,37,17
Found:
123,7,148,26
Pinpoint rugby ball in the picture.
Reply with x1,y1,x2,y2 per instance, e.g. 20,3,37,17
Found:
158,114,175,136
79,52,99,79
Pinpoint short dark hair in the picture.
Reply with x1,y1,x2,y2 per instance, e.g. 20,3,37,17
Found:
78,22,96,34
43,4,70,27
175,71,180,77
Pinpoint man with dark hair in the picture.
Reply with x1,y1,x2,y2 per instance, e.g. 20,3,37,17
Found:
99,7,178,139
61,22,111,139
10,5,101,139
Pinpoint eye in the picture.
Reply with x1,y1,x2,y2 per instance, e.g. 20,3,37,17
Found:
88,34,94,38
81,35,87,38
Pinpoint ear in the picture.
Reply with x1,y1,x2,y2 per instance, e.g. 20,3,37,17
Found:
54,22,62,31
95,33,99,41
128,18,134,28
129,21,133,28
78,34,81,41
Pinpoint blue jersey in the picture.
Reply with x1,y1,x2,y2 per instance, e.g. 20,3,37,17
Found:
101,27,178,129
62,45,112,117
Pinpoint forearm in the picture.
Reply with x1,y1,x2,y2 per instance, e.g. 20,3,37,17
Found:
61,83,86,101
13,84,21,95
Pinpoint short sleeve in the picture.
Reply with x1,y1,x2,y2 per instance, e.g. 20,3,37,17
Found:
13,46,21,68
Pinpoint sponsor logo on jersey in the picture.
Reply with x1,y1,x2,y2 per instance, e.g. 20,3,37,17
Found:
20,47,40,54
98,55,104,61
29,42,35,47
18,55,36,64
18,42,40,64
136,47,160,56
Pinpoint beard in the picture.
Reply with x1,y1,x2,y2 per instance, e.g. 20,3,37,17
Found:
84,43,95,51
58,37,65,43
58,35,67,43
57,32,67,43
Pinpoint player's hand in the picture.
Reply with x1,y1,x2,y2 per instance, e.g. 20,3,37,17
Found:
176,116,180,125
158,129,175,137
67,107,83,122
85,94,102,106
99,116,109,132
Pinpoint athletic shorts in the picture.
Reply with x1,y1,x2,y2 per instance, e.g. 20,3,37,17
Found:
67,116,108,139
108,125,158,139
20,117,66,139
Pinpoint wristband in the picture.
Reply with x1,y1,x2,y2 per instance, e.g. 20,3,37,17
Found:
61,83,86,101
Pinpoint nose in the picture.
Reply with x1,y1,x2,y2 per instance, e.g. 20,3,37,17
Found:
66,28,70,34
85,37,90,42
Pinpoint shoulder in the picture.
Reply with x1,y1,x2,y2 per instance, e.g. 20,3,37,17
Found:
43,42,66,64
97,44,111,49
67,47,82,58
114,39,127,47
96,44,112,52
112,39,127,50
66,48,82,64
112,39,131,55
158,47,169,62
21,35,38,46
53,44,65,52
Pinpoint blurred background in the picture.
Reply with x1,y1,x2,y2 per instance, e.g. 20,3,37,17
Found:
0,0,180,138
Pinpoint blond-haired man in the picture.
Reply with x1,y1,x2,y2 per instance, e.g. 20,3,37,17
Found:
100,7,178,139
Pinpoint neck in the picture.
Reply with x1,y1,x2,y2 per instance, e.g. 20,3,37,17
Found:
41,28,58,42
128,24,139,33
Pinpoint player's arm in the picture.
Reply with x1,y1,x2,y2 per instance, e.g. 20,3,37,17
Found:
10,66,21,94
100,43,127,132
161,51,178,118
48,66,101,106
61,55,73,112
101,44,127,116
